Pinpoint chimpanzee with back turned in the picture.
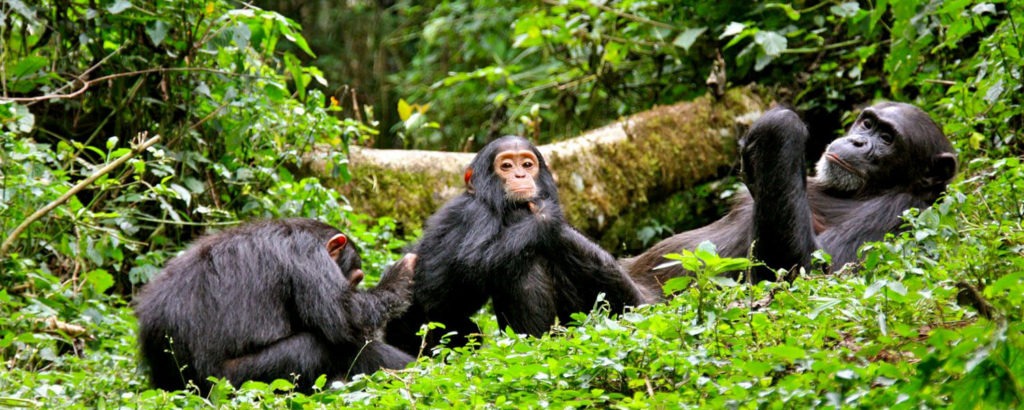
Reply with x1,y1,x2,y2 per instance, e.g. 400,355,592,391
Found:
133,218,416,394
385,135,651,355
624,102,957,294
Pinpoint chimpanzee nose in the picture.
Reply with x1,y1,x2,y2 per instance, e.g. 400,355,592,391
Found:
851,137,866,148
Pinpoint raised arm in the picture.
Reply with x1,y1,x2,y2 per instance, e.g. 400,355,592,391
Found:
740,107,819,281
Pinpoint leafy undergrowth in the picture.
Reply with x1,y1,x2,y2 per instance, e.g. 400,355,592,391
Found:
2,158,1022,409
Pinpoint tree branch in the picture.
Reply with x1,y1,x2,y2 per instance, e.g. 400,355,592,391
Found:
0,133,162,258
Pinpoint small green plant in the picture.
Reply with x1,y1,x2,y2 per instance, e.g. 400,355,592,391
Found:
660,240,755,324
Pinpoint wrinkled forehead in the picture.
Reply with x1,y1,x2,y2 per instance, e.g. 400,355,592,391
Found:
861,103,934,137
494,140,533,154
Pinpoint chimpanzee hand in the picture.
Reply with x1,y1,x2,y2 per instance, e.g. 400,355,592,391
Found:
528,200,548,219
380,253,416,287
372,253,416,315
740,106,808,200
527,198,563,245
528,198,564,223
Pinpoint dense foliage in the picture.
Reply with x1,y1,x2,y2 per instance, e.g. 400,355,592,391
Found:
1,0,1021,408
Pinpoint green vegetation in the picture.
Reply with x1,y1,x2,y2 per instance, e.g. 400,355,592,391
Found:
1,0,1021,408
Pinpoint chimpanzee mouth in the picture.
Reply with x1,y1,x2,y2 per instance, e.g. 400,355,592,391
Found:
826,153,866,178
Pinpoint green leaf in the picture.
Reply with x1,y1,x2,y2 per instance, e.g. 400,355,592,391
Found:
694,240,718,262
764,344,806,364
985,272,1023,295
10,56,47,77
830,2,861,18
720,22,746,38
146,20,169,46
972,3,996,15
707,275,739,287
864,280,885,298
278,20,315,57
230,22,251,50
710,257,753,275
84,269,114,294
766,3,800,20
602,41,624,65
109,148,130,159
169,183,192,206
107,0,132,14
885,280,908,296
835,369,858,380
268,378,295,392
283,52,307,100
662,276,693,295
672,27,706,52
754,31,787,56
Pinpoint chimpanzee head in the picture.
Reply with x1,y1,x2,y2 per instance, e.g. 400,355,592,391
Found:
814,102,957,198
464,135,560,211
326,234,364,288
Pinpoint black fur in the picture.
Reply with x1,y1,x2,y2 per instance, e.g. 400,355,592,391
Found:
133,218,414,394
386,136,651,355
626,102,957,292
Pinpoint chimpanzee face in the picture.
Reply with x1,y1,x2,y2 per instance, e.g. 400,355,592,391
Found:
815,108,894,192
493,141,541,202
815,103,954,194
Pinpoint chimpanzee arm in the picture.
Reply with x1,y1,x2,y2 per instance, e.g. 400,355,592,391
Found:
453,197,561,272
553,226,652,308
347,255,415,332
740,107,819,281
290,247,364,346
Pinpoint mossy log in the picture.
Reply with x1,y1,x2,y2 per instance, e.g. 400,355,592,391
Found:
307,87,768,243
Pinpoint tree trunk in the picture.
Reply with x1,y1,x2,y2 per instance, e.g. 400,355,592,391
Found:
305,87,768,242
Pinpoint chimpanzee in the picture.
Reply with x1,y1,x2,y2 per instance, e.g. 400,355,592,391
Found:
133,218,416,394
625,102,958,292
385,135,651,355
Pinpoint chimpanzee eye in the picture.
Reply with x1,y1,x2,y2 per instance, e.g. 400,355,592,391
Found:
500,161,514,170
879,133,894,144
522,161,534,169
862,118,874,130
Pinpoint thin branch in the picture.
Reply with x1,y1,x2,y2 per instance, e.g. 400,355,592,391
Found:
781,38,863,54
541,0,676,30
0,133,162,258
1,67,245,103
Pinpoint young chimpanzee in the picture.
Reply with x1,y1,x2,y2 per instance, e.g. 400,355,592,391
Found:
625,102,957,292
385,135,651,355
133,218,416,394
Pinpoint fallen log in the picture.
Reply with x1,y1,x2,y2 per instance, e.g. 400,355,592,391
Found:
306,87,768,243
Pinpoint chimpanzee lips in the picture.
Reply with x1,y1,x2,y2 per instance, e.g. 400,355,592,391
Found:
826,152,866,178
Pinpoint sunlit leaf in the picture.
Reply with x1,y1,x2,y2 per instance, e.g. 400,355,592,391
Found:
398,99,413,121
84,269,115,294
107,0,132,14
764,344,806,363
754,31,787,56
662,276,693,295
721,22,746,38
672,27,706,52
146,20,169,46
766,3,800,20
830,2,860,18
10,56,47,77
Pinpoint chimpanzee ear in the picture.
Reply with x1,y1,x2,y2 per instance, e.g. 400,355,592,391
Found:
464,168,476,194
925,152,958,186
326,234,348,259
